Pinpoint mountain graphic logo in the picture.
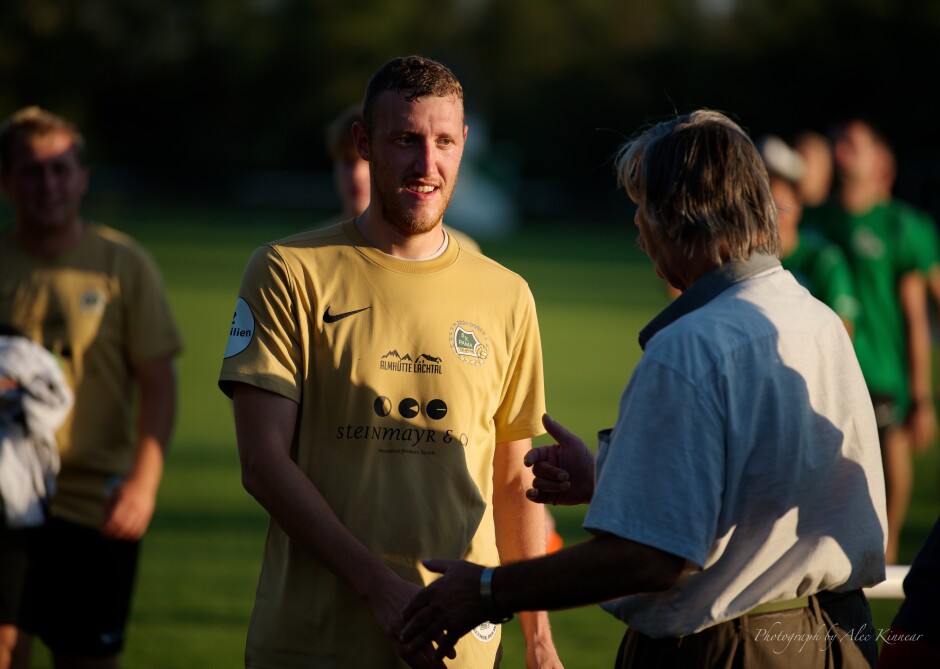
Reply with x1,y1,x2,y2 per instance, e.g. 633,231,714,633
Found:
381,350,414,362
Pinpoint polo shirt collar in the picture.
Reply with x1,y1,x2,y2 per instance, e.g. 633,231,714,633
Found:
638,253,781,350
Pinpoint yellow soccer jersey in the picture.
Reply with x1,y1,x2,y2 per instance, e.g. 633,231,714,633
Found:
219,220,545,669
0,224,182,527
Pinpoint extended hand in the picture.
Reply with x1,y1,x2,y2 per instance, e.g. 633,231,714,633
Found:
524,414,595,506
401,559,487,665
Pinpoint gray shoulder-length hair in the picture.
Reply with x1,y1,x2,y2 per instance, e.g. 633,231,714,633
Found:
615,109,780,264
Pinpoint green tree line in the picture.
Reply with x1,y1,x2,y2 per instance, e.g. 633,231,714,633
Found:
2,0,939,218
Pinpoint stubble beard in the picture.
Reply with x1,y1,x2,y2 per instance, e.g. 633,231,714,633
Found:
376,179,457,238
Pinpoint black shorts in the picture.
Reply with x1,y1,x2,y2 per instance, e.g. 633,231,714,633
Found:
21,517,141,657
870,392,901,433
0,524,33,625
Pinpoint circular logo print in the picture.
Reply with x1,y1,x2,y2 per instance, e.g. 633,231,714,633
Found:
425,399,447,420
79,288,106,314
471,621,499,643
399,397,419,419
374,396,392,417
224,297,256,359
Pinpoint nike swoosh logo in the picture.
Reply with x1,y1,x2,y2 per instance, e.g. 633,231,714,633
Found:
323,306,371,323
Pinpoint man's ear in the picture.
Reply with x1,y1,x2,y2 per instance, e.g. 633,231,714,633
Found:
351,121,370,161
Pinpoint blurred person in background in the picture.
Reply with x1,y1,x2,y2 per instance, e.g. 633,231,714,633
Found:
325,103,372,223
402,109,887,669
872,137,940,336
220,55,563,669
757,135,859,335
803,117,935,564
0,107,181,669
794,129,835,212
875,512,940,667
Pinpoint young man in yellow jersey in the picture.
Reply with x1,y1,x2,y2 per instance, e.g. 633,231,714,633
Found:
220,56,562,668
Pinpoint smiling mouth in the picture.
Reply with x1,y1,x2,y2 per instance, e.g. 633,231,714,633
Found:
408,184,437,194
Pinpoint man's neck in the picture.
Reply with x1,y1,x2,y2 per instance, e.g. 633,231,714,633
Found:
779,229,799,257
14,218,86,258
838,181,881,215
355,209,446,259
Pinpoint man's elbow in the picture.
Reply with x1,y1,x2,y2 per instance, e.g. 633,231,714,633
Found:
239,454,269,503
643,551,685,592
240,466,259,499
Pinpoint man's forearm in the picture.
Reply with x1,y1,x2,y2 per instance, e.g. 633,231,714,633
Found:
131,357,176,490
900,271,932,405
234,385,396,597
492,534,684,616
493,439,561,665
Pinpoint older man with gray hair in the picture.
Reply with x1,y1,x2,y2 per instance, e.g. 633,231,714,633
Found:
402,109,887,669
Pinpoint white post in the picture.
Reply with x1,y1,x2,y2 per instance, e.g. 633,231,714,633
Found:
862,565,910,599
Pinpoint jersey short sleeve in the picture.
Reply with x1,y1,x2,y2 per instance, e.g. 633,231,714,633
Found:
122,243,183,363
492,285,546,443
908,209,940,274
219,244,304,402
895,204,934,276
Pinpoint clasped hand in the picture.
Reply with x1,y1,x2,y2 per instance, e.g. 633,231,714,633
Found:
400,413,593,664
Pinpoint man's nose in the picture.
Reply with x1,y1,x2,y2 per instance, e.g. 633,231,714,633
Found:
40,165,58,191
413,141,436,175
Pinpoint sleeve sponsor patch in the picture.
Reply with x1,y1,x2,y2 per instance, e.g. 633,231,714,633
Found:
224,297,255,359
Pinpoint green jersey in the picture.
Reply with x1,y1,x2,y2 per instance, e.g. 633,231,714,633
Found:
805,201,923,415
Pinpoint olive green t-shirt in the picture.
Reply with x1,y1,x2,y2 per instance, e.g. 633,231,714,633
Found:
0,223,182,527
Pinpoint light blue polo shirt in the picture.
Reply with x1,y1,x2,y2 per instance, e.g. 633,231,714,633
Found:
584,254,887,638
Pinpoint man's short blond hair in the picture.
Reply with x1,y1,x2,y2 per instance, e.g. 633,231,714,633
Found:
0,106,86,173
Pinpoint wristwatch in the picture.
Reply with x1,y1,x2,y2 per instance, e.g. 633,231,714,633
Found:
479,567,514,624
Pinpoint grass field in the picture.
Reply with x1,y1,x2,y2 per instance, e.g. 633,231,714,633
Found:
19,201,940,668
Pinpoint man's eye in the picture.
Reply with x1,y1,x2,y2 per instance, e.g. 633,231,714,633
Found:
395,136,414,146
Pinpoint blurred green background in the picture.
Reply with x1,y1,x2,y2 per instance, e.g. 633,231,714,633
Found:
3,1,940,224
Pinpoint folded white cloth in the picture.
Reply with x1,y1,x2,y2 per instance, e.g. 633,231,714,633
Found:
0,335,73,527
